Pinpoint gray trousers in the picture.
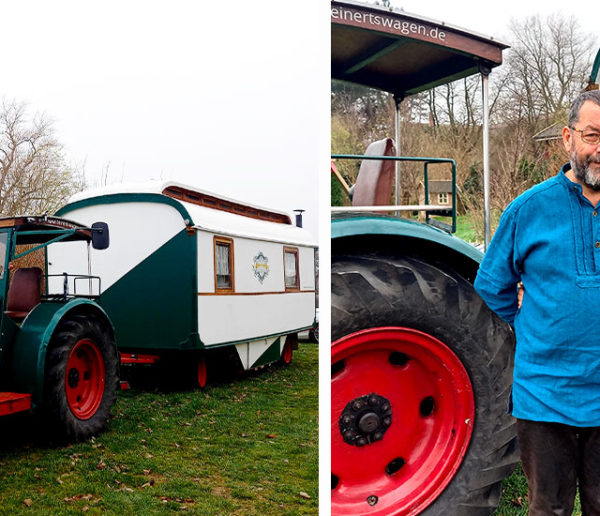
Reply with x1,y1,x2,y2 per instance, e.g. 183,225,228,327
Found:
517,419,600,516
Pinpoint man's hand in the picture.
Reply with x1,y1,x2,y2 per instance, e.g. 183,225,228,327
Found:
517,282,524,309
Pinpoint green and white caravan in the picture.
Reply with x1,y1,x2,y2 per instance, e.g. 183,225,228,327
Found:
52,181,317,385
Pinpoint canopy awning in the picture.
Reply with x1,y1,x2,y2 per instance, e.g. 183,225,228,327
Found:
332,0,508,97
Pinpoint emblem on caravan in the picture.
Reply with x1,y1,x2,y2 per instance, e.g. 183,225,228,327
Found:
252,252,270,283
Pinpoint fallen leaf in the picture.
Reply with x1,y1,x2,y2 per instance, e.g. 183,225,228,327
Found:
299,492,311,500
510,497,524,507
266,434,277,439
23,499,33,507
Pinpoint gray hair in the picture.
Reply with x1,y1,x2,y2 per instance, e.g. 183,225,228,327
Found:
569,90,600,126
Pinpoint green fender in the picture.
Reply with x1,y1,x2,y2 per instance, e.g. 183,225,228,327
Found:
332,214,483,266
10,298,114,407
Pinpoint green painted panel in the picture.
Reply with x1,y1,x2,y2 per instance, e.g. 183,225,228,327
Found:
99,229,198,351
332,214,483,263
252,337,281,368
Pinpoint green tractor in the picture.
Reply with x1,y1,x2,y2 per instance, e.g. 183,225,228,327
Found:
0,215,117,442
331,2,518,515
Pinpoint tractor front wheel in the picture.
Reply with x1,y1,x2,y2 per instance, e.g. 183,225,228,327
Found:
44,314,118,442
331,253,518,515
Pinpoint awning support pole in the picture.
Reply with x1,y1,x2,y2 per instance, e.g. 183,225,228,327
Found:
394,94,404,215
480,66,491,250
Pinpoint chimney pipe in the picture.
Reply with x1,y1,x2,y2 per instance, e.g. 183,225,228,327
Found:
293,209,305,228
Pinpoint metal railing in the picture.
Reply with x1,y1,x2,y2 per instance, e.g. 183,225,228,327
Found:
331,154,457,233
45,273,102,298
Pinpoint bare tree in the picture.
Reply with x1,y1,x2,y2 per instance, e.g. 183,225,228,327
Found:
503,14,595,127
0,100,84,216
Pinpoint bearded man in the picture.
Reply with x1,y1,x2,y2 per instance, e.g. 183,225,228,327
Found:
474,90,600,515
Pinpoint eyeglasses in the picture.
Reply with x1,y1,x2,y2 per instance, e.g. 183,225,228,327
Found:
570,126,600,145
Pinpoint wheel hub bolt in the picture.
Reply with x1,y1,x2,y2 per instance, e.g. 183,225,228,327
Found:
68,368,80,388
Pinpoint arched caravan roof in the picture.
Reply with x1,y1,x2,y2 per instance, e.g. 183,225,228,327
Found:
58,181,316,247
331,0,509,97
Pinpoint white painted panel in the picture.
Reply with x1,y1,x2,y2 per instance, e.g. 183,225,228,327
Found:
233,238,285,293
234,337,278,370
196,231,215,293
299,247,316,290
198,292,315,345
235,343,249,369
49,202,185,291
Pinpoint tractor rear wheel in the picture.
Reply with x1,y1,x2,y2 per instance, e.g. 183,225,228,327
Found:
44,314,118,442
331,253,517,515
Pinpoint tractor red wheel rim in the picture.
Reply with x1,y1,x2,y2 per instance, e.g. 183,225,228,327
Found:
331,327,475,515
197,356,207,388
65,339,105,420
282,341,293,364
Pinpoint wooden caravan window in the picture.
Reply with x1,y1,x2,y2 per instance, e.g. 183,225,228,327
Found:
284,247,300,291
214,237,234,291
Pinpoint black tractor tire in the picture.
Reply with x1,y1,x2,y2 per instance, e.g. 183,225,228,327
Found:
44,313,119,442
331,253,518,516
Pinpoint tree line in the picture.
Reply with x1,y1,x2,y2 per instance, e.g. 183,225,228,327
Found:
331,14,598,239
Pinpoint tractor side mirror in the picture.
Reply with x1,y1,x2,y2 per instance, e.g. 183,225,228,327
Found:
91,222,110,250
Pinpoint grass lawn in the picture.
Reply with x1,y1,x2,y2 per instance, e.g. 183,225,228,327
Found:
0,343,318,515
495,462,582,515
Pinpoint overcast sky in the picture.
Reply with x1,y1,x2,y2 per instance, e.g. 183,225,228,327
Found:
388,0,598,42
0,0,328,238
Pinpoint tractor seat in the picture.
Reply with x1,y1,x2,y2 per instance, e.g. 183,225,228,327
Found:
5,267,43,321
352,138,396,207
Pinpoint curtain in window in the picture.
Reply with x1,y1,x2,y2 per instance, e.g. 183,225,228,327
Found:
285,251,297,288
216,244,231,288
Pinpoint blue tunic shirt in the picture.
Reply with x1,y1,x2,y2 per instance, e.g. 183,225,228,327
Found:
474,164,600,427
